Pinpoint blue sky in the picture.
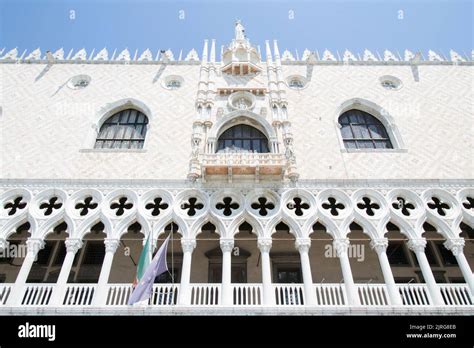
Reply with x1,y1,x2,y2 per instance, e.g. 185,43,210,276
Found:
0,0,472,59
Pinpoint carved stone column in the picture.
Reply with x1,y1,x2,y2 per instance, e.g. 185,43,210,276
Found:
444,238,474,295
93,238,120,306
407,238,444,305
220,238,234,306
178,238,196,305
7,238,45,306
370,238,402,305
295,238,316,305
258,238,275,306
333,238,361,305
50,238,83,305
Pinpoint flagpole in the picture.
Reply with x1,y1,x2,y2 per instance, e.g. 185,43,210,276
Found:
150,221,154,306
171,222,174,305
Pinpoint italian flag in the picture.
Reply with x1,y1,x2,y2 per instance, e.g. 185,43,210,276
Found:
133,235,151,288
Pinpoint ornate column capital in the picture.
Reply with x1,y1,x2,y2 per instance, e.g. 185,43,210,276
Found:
104,238,120,254
0,238,9,250
257,238,272,253
444,238,465,256
407,238,427,253
220,238,234,253
181,238,197,253
333,238,350,257
26,238,45,255
65,238,83,254
295,238,311,253
370,238,389,254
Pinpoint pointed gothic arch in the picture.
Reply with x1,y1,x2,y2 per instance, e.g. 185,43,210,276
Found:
207,110,278,153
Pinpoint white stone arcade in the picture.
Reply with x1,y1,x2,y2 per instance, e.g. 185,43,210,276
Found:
0,184,472,314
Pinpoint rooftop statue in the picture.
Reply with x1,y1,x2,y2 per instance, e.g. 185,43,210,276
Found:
235,20,245,40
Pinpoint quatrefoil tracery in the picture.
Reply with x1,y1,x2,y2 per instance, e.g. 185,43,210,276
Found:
427,197,450,216
392,197,415,216
322,197,345,216
215,197,239,217
75,196,98,216
251,197,275,217
145,197,169,216
181,197,204,217
4,196,27,216
39,197,62,216
110,197,133,216
357,197,380,216
287,197,309,217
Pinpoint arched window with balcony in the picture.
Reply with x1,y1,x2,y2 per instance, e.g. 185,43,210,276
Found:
338,109,393,149
94,108,148,149
217,124,269,153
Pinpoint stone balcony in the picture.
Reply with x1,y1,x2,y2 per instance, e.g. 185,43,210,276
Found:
0,283,472,315
200,152,287,180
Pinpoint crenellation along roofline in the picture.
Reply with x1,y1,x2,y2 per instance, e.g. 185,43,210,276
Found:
1,60,473,67
0,46,472,65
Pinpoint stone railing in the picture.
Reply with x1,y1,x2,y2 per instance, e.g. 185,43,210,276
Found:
0,283,472,308
201,153,286,167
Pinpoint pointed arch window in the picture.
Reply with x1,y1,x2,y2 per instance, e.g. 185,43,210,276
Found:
339,109,393,149
217,124,269,153
95,109,148,149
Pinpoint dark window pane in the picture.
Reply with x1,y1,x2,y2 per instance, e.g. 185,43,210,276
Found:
95,109,148,149
82,242,105,265
435,243,457,266
252,139,261,152
53,243,67,266
128,109,137,123
344,140,357,149
374,140,392,149
35,241,54,265
339,115,349,124
235,140,243,149
234,126,242,137
356,112,366,124
368,125,384,139
340,125,352,139
217,125,269,153
339,109,393,150
348,113,359,123
387,243,410,266
120,110,130,123
351,124,365,138
357,140,374,149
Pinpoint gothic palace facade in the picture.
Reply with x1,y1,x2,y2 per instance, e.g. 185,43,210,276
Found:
0,22,473,315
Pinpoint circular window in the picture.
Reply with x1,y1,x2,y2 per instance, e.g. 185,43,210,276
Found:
67,75,91,90
286,75,307,89
162,75,184,90
379,75,402,90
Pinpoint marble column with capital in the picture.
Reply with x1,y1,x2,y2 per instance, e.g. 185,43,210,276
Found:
258,237,275,306
93,238,120,306
220,238,234,306
407,238,444,305
50,238,83,305
370,238,403,305
178,238,196,305
333,238,361,305
7,238,45,306
295,238,316,305
444,238,474,296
